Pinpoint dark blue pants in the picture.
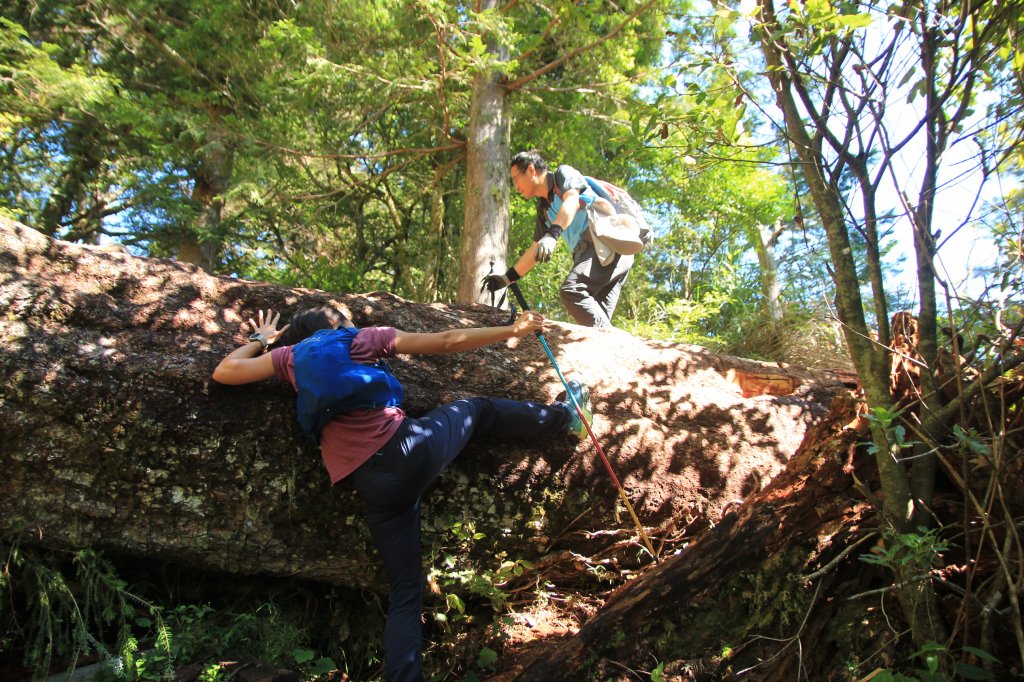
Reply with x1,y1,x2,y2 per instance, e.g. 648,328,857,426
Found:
348,397,570,682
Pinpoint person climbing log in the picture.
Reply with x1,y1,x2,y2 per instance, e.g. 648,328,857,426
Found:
212,305,591,682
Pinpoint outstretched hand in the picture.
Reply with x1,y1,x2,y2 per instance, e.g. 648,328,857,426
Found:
511,310,544,337
482,273,511,293
247,308,289,345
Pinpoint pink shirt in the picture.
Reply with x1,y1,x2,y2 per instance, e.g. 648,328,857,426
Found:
271,327,406,484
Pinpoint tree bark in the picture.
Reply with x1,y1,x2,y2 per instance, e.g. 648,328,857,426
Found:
752,220,784,322
0,218,847,596
179,124,233,272
457,0,510,305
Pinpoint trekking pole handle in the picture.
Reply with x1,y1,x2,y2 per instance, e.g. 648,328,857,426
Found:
508,283,541,337
508,282,529,310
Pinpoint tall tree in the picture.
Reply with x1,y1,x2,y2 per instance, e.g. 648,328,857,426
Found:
457,1,512,303
749,0,1024,651
454,0,673,304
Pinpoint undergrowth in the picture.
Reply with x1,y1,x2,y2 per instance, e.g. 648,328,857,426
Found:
0,542,353,681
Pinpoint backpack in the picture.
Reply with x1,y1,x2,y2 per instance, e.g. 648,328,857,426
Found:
292,327,404,443
583,177,653,251
550,171,653,257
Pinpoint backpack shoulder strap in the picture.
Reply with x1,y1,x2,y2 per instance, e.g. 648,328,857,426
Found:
586,176,632,202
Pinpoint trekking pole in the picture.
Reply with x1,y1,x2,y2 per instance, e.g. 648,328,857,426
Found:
482,261,517,325
507,282,657,560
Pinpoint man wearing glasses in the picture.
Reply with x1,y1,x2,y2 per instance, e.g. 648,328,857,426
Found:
483,150,635,328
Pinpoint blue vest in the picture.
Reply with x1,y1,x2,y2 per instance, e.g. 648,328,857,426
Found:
292,327,404,443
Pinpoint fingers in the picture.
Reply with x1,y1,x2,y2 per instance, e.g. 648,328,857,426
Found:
270,323,290,343
247,309,280,332
515,310,544,333
485,275,509,292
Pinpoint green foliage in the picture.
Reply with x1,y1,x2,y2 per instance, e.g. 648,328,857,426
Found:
866,640,1000,682
862,405,918,457
427,517,536,625
618,287,736,349
419,514,556,679
0,540,348,682
0,542,171,681
860,527,948,588
737,549,812,632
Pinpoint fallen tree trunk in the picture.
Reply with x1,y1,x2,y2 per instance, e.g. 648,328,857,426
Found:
0,218,848,593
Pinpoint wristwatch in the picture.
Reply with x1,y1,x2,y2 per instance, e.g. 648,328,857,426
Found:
248,332,268,349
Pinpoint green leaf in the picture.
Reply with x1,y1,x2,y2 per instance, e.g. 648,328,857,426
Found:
897,67,917,89
446,593,465,614
476,646,498,669
836,13,873,29
954,662,993,680
292,647,316,664
310,657,337,675
961,646,999,663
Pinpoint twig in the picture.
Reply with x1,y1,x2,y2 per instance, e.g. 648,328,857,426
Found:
602,657,645,681
805,532,878,582
735,582,821,676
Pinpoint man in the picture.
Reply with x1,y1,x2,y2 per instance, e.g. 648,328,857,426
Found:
212,306,591,682
483,150,635,328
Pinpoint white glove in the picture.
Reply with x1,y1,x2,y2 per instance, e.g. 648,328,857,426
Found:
535,235,557,262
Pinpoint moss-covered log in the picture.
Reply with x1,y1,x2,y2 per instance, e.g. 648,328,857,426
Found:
1,218,847,593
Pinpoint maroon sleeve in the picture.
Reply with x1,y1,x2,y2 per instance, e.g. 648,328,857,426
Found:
270,346,296,388
349,327,397,363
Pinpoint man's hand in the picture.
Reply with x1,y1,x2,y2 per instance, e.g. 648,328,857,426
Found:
247,308,290,345
511,311,544,337
482,266,520,293
535,234,557,262
483,273,510,292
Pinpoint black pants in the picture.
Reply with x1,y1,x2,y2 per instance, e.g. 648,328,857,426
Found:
560,240,634,327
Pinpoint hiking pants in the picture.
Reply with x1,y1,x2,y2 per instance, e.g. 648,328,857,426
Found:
560,240,634,328
347,397,571,682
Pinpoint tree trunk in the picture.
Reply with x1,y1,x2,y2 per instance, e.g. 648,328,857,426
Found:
421,168,448,302
858,178,892,346
179,127,233,272
456,0,510,305
752,220,784,322
419,158,460,302
0,218,847,596
753,2,948,648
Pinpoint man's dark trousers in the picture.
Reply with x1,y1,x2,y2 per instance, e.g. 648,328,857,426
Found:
560,240,634,327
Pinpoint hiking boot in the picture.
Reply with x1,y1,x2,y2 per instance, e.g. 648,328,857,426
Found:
560,380,592,441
